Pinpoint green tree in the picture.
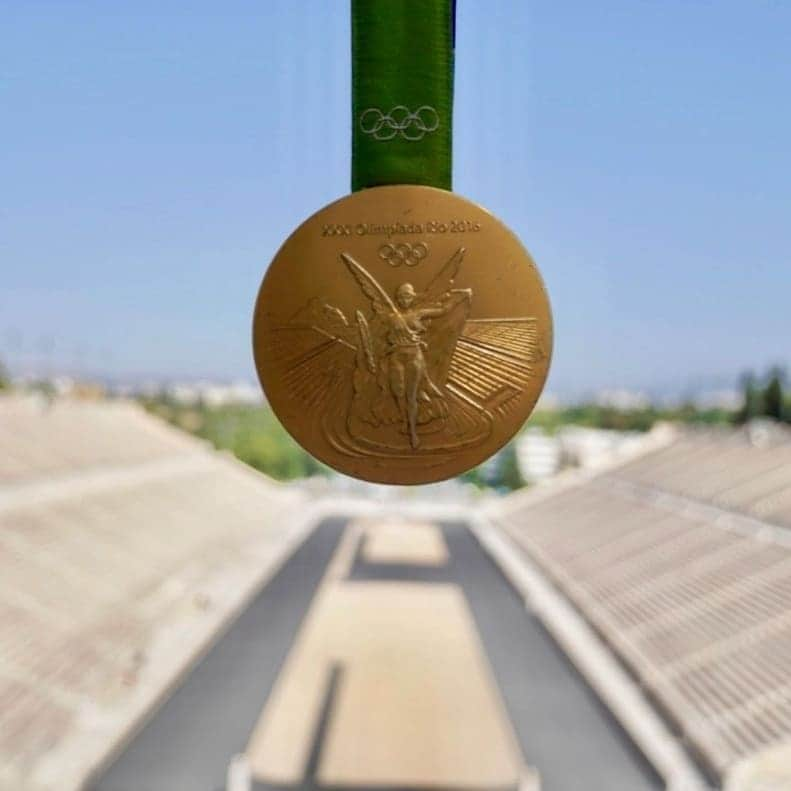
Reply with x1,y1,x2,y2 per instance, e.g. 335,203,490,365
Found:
497,443,524,491
763,367,786,421
734,371,762,424
0,358,9,390
460,465,486,489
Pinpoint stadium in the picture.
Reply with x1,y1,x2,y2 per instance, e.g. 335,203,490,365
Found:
2,394,790,791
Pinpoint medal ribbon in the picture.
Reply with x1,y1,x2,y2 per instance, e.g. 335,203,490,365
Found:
351,0,455,192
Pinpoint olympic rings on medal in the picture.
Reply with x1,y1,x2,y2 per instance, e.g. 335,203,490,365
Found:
359,106,440,141
378,242,428,267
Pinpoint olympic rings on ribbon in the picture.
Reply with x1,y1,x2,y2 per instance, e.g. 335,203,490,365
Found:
359,106,440,141
378,242,428,267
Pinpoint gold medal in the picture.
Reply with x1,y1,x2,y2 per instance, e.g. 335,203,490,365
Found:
253,185,552,484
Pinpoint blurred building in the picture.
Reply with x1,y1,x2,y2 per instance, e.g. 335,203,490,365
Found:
594,388,652,410
515,427,562,482
695,389,742,411
515,424,666,483
162,380,264,407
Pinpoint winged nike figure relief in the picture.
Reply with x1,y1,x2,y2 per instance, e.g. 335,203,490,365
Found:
270,246,540,461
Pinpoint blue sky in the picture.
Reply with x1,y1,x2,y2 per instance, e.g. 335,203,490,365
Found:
2,1,789,397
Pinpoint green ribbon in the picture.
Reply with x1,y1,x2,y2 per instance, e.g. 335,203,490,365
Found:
351,0,455,192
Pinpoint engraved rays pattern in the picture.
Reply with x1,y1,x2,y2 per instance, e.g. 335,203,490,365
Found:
447,319,539,417
272,318,540,418
269,328,355,409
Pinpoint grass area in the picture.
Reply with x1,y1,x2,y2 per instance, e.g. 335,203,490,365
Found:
143,400,326,481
